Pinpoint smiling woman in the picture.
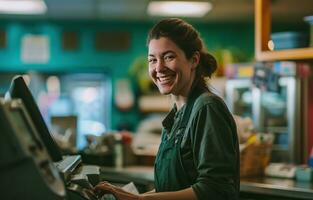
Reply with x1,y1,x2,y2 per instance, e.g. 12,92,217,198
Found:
94,18,240,200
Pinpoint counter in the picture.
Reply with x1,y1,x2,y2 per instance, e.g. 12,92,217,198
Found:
100,166,313,199
100,166,154,193
240,177,313,199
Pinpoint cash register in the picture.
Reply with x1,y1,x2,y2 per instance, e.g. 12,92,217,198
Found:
0,76,103,200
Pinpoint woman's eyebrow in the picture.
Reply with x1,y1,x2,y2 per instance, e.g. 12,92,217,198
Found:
162,50,175,56
148,50,175,57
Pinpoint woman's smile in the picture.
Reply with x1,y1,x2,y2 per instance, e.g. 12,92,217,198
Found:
157,73,176,85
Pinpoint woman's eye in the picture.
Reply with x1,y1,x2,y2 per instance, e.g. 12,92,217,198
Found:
148,58,157,64
164,55,174,61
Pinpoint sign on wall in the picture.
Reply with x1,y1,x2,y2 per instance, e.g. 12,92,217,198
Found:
21,34,50,64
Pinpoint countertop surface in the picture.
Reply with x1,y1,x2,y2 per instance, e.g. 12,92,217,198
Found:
100,166,313,199
240,177,313,199
101,166,154,182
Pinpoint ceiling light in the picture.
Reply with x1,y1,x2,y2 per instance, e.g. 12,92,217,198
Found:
147,1,212,17
0,0,47,15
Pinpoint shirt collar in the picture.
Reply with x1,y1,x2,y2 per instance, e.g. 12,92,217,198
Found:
162,83,208,131
162,103,177,131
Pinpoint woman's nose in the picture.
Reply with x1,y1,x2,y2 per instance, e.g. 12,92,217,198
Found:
155,59,165,72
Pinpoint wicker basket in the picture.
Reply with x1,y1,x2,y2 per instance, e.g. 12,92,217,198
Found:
240,142,272,177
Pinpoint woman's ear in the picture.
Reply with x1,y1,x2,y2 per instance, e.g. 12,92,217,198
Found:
190,51,200,69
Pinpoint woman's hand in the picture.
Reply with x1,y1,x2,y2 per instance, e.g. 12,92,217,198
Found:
94,182,197,200
94,181,142,200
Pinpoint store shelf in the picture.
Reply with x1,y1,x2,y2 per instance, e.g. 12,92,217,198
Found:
266,126,288,133
256,48,313,61
255,0,313,61
138,94,172,113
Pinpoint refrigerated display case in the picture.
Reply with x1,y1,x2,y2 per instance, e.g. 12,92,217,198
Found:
225,79,253,119
252,76,304,163
225,62,310,164
0,71,113,151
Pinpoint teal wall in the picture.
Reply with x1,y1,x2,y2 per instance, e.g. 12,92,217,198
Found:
197,23,254,58
0,20,255,130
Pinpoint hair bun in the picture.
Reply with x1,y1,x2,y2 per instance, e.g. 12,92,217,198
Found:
199,52,217,78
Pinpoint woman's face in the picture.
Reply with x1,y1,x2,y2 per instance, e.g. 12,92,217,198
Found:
148,37,198,96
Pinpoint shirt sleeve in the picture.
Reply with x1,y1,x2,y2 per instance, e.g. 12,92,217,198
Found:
190,101,239,200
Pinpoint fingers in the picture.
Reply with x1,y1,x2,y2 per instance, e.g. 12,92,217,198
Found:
93,182,114,197
95,181,109,186
94,181,113,190
94,181,108,188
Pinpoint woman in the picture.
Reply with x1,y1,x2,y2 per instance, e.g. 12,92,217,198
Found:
94,18,240,200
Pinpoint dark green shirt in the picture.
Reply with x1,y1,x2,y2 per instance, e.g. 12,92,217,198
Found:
158,92,240,200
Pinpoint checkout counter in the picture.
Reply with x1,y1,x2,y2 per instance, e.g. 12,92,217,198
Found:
100,166,313,200
0,76,103,200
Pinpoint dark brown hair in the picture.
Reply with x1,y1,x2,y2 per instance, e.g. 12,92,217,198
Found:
147,18,217,88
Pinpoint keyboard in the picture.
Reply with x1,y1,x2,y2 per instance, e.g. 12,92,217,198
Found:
54,155,82,181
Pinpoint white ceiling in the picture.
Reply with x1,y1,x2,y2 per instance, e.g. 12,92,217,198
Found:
0,0,312,23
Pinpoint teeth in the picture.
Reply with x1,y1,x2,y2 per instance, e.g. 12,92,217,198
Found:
158,75,172,82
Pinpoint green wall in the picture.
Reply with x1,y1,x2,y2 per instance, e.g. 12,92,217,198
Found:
0,19,255,130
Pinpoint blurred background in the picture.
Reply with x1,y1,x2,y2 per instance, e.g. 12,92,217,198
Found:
0,0,312,166
1,1,313,199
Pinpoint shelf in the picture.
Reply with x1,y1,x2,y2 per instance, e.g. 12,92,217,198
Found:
255,0,313,61
272,145,289,151
138,94,172,113
266,126,288,133
256,48,313,61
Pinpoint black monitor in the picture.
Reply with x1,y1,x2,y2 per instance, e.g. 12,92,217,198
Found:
7,76,62,162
